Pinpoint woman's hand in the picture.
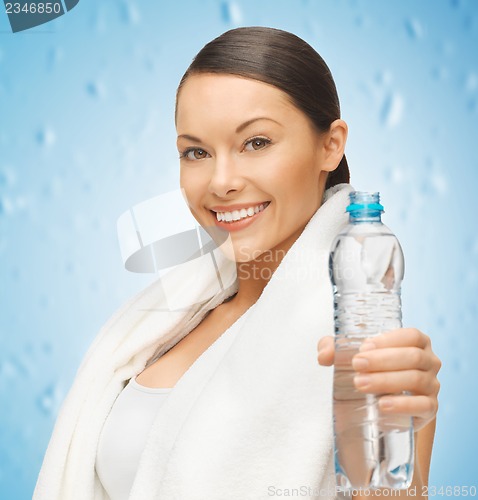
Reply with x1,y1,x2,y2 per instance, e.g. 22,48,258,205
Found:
317,328,442,432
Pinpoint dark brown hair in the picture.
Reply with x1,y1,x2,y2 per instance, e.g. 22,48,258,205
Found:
176,26,350,190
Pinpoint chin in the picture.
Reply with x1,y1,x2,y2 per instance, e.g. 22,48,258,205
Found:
215,240,265,263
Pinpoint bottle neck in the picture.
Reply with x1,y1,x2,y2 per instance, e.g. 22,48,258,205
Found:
349,210,383,223
346,192,384,223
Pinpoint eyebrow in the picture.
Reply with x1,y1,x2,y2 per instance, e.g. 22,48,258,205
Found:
177,133,204,143
177,117,282,143
235,116,282,133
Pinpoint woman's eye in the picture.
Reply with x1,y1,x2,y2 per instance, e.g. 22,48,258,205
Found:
181,148,210,160
244,137,271,152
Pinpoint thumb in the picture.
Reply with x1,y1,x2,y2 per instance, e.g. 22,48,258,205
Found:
317,335,335,366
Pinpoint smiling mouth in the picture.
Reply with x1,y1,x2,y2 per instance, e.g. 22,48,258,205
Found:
210,201,271,223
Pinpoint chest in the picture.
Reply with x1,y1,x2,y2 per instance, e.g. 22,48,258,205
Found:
135,305,244,389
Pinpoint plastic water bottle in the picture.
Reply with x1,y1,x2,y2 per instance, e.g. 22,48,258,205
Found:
328,191,414,491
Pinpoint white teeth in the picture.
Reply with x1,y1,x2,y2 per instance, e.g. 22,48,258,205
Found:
214,202,269,223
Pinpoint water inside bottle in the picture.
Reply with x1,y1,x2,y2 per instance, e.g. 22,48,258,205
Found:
330,230,413,490
333,337,414,490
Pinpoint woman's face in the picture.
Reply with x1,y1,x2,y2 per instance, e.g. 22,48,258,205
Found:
176,73,335,262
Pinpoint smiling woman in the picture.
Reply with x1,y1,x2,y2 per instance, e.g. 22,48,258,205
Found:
33,27,440,500
177,73,347,267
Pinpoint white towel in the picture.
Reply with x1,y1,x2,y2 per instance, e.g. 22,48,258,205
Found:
33,182,355,500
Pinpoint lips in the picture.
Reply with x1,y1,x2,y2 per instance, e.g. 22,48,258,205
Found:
210,201,271,232
213,201,270,222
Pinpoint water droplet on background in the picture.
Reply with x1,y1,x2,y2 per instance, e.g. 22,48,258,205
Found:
464,265,477,288
42,341,53,355
465,72,478,92
0,196,14,216
14,195,28,212
404,18,424,39
0,360,18,380
37,384,64,416
467,97,477,112
429,171,448,195
398,208,408,222
64,260,76,274
0,194,29,215
36,127,57,147
20,424,33,443
380,92,404,128
354,15,363,27
220,1,243,25
82,179,93,193
13,355,30,377
438,39,455,57
89,279,100,293
132,46,156,73
46,47,64,70
384,165,408,185
0,356,29,380
10,265,21,281
86,80,106,98
0,166,16,188
450,357,462,374
463,13,476,31
38,294,54,309
119,1,141,25
375,70,393,86
431,66,449,81
43,176,63,198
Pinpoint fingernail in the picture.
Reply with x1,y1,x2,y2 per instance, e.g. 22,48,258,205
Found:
352,357,369,370
354,375,370,389
360,341,376,352
317,349,327,364
380,398,393,410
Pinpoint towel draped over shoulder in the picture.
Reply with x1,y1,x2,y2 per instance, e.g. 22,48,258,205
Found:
33,183,354,500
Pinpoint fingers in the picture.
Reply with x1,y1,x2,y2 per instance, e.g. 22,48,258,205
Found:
352,346,435,373
378,394,439,421
362,328,430,350
317,336,334,366
378,394,439,431
318,327,442,433
354,369,440,396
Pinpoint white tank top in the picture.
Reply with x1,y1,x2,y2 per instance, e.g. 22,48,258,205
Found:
95,376,171,500
95,302,251,500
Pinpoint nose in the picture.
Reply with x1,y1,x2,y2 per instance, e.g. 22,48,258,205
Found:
207,153,246,198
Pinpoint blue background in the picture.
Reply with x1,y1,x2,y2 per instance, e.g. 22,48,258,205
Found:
1,0,477,498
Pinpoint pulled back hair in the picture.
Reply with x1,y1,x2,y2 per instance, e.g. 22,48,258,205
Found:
176,26,350,191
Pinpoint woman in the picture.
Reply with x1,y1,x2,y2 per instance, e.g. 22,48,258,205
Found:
34,27,441,500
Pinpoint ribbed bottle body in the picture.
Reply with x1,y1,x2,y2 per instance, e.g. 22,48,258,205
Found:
329,192,414,491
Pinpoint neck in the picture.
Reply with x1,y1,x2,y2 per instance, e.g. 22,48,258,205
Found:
230,223,305,307
228,183,328,308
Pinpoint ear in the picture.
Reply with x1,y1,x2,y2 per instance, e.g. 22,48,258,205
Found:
320,119,348,172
